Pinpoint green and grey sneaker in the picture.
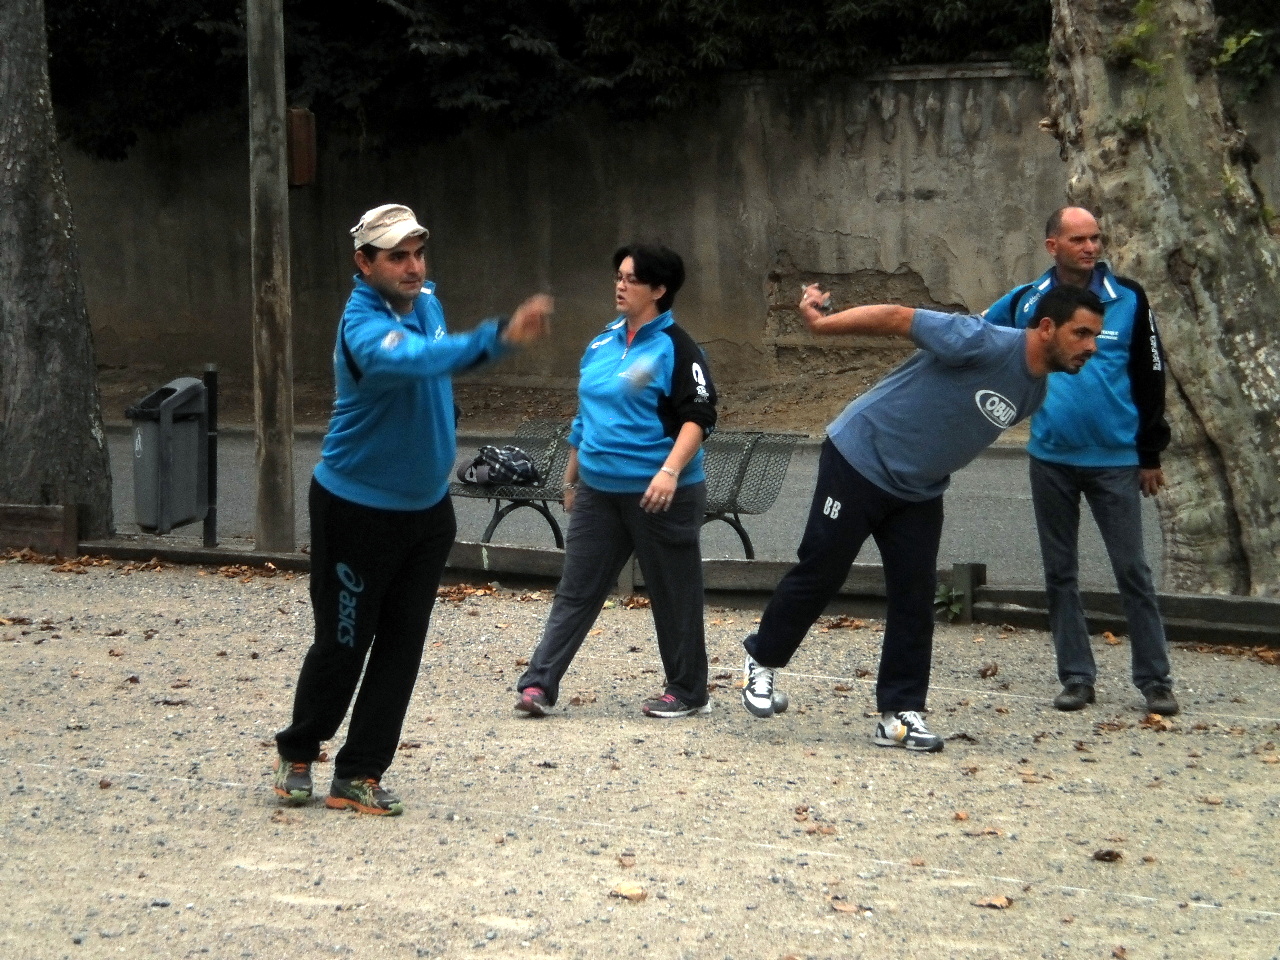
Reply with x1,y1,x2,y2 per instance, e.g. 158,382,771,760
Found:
325,776,404,816
272,756,314,804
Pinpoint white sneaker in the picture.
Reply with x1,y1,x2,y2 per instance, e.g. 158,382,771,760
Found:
741,654,778,718
874,710,944,752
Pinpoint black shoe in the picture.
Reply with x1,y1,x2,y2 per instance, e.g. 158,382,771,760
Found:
1144,685,1179,716
1053,683,1095,711
272,756,313,804
641,693,711,718
873,711,944,752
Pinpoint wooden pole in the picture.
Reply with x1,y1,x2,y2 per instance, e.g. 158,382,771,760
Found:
246,0,295,551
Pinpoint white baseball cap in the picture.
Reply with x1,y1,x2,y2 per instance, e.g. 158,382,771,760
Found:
350,203,429,249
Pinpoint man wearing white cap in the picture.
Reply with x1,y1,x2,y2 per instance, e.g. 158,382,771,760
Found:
273,203,552,815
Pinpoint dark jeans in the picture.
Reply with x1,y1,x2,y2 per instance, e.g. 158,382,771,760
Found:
746,441,943,712
518,480,708,707
276,479,456,780
1029,457,1172,692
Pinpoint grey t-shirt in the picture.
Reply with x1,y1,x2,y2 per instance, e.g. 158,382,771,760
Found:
828,309,1046,501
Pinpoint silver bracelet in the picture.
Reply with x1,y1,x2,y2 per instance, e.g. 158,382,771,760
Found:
659,467,678,478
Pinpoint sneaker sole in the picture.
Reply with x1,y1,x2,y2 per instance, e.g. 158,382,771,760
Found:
273,786,313,804
873,735,944,753
325,795,404,816
514,699,550,717
643,703,713,719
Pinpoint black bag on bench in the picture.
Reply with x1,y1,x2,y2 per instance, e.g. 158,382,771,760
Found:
456,445,542,486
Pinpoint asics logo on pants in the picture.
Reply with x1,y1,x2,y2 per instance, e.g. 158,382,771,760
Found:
335,562,365,647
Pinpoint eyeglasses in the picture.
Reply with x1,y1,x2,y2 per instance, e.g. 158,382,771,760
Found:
615,272,645,286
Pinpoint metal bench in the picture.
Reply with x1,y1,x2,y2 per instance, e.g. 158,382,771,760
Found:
701,431,801,559
448,420,573,548
451,423,800,558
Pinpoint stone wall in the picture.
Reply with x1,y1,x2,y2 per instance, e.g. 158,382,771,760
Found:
63,66,1279,386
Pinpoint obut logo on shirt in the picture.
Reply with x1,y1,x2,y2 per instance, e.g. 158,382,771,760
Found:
974,389,1017,429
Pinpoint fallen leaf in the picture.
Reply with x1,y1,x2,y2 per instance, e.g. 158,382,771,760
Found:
1200,795,1223,806
1092,849,1123,862
269,809,299,824
828,896,862,914
954,811,969,821
617,853,636,869
909,857,926,867
964,827,1004,837
973,896,1012,909
170,679,191,689
1139,713,1175,731
610,882,647,902
1113,948,1128,959
833,683,852,692
978,662,999,678
515,657,529,666
1102,631,1121,645
98,779,112,789
108,648,124,657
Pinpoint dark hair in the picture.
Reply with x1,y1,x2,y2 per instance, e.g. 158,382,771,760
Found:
1036,284,1104,326
357,243,382,262
613,243,685,312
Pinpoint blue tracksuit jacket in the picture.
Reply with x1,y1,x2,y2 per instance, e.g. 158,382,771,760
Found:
314,277,510,511
569,310,717,493
984,263,1170,469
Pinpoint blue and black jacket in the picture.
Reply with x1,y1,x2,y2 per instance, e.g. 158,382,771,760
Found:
570,310,717,493
984,263,1170,469
314,277,510,511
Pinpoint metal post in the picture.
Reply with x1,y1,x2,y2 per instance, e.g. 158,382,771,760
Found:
203,364,219,548
247,0,296,551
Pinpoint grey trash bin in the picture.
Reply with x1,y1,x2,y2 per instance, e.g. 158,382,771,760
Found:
125,377,209,534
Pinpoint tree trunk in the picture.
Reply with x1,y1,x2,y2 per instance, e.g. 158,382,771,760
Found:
1046,0,1280,596
0,0,113,539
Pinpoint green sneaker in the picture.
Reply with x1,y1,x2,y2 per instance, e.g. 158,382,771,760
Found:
272,756,314,805
325,776,404,816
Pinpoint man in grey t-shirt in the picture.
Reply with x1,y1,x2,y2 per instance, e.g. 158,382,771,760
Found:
740,284,1104,752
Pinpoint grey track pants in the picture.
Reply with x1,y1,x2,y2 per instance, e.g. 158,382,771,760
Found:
1029,456,1172,692
517,480,709,707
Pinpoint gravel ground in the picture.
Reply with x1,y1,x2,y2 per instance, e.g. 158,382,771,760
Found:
1,553,1278,960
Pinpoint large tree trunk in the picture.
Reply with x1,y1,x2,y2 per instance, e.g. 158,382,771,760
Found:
0,0,112,539
1047,0,1280,596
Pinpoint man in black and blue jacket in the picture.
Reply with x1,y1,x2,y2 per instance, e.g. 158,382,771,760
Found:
985,206,1177,717
273,204,552,814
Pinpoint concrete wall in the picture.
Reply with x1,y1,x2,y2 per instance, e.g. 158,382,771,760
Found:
63,65,1280,385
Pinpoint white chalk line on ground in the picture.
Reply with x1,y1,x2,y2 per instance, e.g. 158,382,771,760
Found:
5,757,1278,922
578,653,1280,723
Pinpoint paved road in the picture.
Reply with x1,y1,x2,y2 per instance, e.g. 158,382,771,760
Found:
105,426,1162,589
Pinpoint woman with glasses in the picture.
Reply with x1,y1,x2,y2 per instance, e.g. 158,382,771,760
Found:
514,243,717,718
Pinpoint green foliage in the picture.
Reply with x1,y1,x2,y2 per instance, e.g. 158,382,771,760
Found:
934,582,965,622
43,0,1279,160
1216,0,1279,97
